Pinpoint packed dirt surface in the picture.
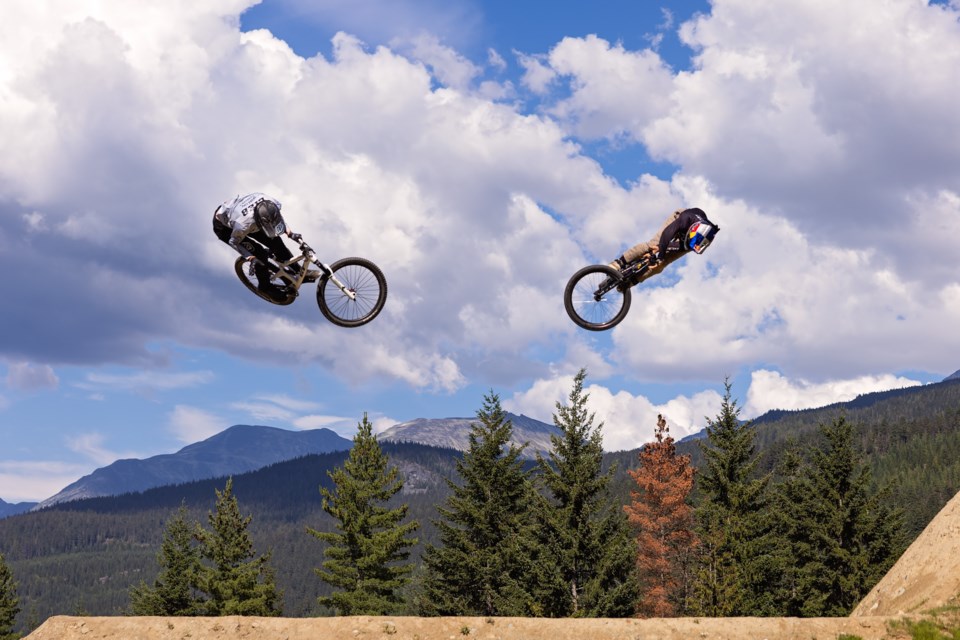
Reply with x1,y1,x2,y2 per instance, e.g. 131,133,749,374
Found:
24,490,960,640
25,614,902,640
854,489,960,616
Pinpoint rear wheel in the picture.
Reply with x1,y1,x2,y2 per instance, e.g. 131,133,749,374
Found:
234,257,296,306
563,264,631,331
316,257,387,327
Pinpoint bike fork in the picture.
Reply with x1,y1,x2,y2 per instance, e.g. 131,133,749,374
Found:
316,262,357,301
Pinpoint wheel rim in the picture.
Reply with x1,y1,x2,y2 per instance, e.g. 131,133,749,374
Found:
322,263,383,322
234,258,294,305
569,270,626,327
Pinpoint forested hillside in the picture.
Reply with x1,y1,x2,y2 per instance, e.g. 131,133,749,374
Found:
679,378,960,534
0,379,958,630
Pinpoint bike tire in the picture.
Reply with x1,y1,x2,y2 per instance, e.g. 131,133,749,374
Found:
563,264,631,331
233,257,297,306
316,257,387,328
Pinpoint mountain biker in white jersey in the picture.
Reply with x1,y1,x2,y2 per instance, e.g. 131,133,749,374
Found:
212,192,317,299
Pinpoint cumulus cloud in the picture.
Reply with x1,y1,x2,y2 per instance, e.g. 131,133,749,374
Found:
1,0,959,431
743,369,922,418
5,361,59,391
538,35,675,140
505,373,723,451
168,405,225,443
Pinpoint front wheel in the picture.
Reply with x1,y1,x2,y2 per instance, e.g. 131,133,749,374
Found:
563,264,631,331
316,257,387,327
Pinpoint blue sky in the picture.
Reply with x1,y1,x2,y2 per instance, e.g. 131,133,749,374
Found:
2,0,959,503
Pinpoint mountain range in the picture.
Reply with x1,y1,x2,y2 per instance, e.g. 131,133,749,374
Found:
19,412,556,514
378,412,560,457
10,374,959,516
0,498,35,519
34,424,353,510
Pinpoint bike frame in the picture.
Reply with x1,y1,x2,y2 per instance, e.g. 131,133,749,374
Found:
263,238,357,301
596,239,683,297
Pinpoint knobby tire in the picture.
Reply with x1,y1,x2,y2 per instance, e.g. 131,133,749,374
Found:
316,257,387,328
563,264,631,331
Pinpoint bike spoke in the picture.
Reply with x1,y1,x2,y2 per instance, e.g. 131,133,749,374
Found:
570,271,625,326
323,265,383,322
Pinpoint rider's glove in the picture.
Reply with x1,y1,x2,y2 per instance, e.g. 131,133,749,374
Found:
289,232,302,242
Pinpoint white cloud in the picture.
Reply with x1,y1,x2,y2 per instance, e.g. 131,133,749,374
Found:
292,414,355,433
0,0,958,420
255,394,324,413
398,32,481,91
168,405,225,443
0,460,93,503
23,211,47,231
78,370,214,393
229,400,296,424
743,369,922,418
65,432,139,466
505,374,723,451
540,35,675,140
517,52,556,94
5,362,59,391
487,47,507,72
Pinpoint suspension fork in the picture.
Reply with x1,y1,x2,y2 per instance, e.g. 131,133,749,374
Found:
315,261,357,301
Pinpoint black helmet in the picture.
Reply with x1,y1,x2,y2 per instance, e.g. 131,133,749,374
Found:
254,200,285,238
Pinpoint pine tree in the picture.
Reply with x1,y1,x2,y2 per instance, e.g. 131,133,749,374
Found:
419,392,540,616
535,368,638,618
309,413,420,615
624,414,698,617
691,380,770,616
196,478,282,616
0,553,19,640
129,504,205,616
769,416,905,616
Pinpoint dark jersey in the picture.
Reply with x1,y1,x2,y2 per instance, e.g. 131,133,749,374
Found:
657,207,713,256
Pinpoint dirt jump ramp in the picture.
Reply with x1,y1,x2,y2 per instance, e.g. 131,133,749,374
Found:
853,488,960,616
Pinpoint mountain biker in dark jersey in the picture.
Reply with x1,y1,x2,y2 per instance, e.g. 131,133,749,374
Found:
212,192,317,298
607,207,719,283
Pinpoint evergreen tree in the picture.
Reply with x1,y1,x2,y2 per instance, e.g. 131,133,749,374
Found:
309,413,420,615
419,392,540,616
196,478,282,616
535,368,638,617
691,380,770,616
0,553,19,640
129,504,205,616
624,414,698,617
769,416,905,616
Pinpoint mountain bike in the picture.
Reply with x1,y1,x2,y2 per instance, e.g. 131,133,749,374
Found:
234,236,387,328
563,240,681,331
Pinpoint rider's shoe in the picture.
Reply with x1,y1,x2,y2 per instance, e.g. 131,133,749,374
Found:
302,269,321,283
599,256,626,290
257,282,286,300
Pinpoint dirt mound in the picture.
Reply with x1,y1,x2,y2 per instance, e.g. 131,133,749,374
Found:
26,614,897,640
853,489,960,616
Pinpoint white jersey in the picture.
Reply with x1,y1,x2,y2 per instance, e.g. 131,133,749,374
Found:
214,192,282,255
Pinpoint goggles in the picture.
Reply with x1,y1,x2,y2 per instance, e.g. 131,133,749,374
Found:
687,222,715,254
